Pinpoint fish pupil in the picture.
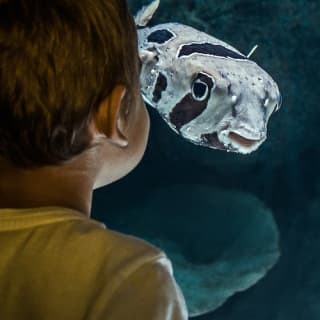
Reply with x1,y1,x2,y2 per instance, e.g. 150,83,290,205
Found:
192,80,208,101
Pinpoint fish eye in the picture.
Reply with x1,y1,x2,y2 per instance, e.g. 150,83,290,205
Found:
191,79,209,101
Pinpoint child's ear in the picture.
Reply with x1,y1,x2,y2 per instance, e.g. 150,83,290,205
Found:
92,85,128,147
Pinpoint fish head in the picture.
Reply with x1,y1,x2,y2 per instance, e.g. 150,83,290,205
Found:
138,24,282,154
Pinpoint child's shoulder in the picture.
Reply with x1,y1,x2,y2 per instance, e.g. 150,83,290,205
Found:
0,206,164,273
50,207,166,273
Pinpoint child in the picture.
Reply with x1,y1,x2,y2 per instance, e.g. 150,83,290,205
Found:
0,0,188,319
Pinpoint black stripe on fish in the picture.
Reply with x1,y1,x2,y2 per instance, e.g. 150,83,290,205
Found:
147,29,175,44
153,72,168,103
178,43,246,60
170,73,214,130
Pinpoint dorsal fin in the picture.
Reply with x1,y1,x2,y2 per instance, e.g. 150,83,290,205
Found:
134,0,160,27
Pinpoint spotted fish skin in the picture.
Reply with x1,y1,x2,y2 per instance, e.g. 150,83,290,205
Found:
136,1,281,154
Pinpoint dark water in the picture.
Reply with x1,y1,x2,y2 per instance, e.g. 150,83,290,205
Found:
92,1,320,319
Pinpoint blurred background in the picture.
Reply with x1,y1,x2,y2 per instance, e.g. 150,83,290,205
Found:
92,0,320,319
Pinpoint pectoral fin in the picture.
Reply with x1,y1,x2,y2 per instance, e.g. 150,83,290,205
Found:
139,49,158,63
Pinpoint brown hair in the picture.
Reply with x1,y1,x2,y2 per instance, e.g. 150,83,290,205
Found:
0,0,139,168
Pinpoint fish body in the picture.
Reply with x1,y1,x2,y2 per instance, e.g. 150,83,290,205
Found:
136,0,281,154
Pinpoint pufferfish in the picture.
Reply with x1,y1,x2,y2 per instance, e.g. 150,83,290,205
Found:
135,0,282,154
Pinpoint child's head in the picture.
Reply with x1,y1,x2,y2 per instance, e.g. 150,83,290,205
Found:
0,0,148,185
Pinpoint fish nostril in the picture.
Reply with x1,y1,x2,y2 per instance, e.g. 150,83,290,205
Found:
227,83,232,95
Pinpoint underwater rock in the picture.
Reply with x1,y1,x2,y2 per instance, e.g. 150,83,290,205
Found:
197,195,320,320
112,184,280,317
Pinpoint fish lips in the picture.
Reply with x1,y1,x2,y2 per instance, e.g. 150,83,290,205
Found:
201,128,267,154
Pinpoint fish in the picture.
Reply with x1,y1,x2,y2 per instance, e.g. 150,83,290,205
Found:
135,0,282,154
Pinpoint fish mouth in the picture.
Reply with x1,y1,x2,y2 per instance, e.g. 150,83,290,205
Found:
202,129,266,154
228,132,258,147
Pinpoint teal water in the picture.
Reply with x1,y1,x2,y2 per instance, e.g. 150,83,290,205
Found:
92,1,320,319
